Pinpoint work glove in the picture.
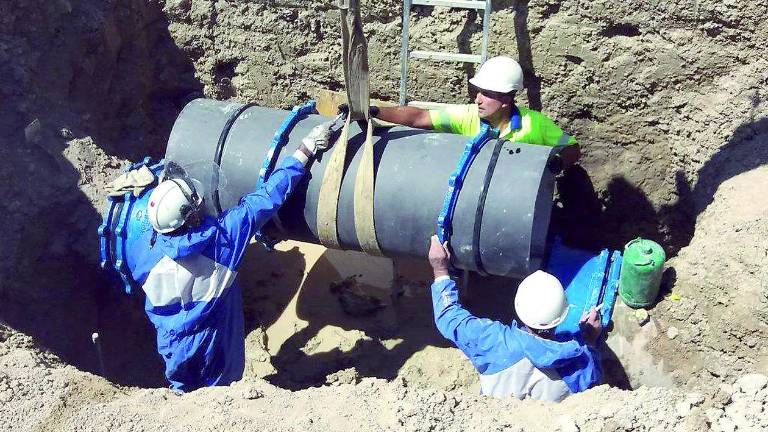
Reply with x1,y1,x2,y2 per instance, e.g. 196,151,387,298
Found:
337,104,380,119
301,120,337,156
106,165,156,197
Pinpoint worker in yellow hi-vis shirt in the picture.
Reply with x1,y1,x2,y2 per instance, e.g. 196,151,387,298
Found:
370,56,580,166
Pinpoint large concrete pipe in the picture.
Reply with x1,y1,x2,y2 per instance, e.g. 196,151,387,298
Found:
164,99,561,278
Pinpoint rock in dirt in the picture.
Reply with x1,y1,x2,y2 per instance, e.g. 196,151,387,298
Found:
556,416,579,432
734,374,768,397
666,326,679,340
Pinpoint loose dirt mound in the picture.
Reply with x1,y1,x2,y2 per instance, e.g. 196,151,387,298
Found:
604,166,768,391
2,324,767,431
651,166,768,385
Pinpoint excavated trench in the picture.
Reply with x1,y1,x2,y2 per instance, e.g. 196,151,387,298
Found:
1,0,767,399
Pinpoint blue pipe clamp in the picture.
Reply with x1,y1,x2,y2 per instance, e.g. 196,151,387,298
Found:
254,100,316,249
98,156,154,272
256,100,317,188
97,157,164,294
436,123,497,245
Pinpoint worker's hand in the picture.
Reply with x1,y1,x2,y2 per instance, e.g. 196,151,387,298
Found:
428,235,451,279
340,104,380,119
579,307,602,347
301,121,335,156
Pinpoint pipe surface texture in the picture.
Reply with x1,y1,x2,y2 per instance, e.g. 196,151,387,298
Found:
165,99,559,278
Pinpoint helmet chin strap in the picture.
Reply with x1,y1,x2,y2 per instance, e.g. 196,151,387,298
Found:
530,326,554,339
168,178,202,224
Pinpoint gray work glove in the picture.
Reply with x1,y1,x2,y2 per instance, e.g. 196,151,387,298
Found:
106,165,156,197
301,115,344,156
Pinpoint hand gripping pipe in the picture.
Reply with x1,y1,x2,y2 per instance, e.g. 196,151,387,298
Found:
162,99,562,278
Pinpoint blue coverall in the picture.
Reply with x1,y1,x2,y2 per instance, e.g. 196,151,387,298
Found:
130,157,306,392
431,276,601,401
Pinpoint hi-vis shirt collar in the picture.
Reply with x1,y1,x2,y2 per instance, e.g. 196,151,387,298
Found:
482,105,522,137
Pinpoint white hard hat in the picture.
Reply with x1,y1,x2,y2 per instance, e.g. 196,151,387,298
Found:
147,178,203,234
514,270,569,330
469,56,524,93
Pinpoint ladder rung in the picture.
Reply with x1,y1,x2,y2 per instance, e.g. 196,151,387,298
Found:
411,0,486,10
410,51,481,63
408,101,455,110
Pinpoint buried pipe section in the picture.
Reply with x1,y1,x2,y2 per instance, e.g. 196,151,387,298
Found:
163,99,560,278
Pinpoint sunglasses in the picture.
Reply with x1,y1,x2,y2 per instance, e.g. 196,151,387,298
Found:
472,87,511,100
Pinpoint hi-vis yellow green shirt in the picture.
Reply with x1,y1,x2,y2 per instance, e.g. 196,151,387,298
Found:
429,104,576,146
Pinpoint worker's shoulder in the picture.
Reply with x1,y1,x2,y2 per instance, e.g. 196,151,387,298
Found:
430,103,477,116
518,106,557,124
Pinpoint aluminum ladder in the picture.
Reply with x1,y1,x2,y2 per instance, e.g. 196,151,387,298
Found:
399,0,492,107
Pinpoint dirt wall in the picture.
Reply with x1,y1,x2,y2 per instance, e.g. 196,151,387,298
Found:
0,0,203,386
162,0,768,253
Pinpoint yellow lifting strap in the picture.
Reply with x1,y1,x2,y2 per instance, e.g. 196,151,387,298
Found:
316,114,383,255
316,114,350,248
339,0,369,119
316,0,382,255
353,117,382,255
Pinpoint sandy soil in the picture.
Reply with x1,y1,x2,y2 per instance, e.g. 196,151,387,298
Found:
2,325,767,431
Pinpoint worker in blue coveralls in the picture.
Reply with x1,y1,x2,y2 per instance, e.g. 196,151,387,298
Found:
427,235,602,402
130,121,336,392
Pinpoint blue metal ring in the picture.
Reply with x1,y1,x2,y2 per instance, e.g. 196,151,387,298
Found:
253,100,316,250
256,100,317,188
436,123,495,245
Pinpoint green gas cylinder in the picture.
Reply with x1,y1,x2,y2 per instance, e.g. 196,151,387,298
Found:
619,238,666,308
